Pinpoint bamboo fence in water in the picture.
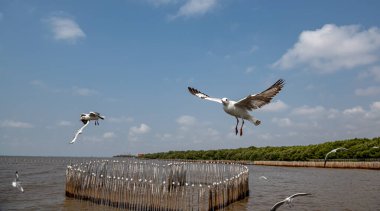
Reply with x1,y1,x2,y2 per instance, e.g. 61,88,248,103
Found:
65,159,249,210
253,160,380,169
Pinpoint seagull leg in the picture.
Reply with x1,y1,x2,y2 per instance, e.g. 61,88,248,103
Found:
235,118,239,135
240,119,244,136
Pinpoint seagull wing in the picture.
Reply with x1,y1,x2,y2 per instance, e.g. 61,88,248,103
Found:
188,87,222,104
289,193,311,199
270,200,286,211
336,147,348,151
325,150,334,160
90,112,104,119
70,121,90,144
235,79,285,110
89,112,98,117
16,183,24,192
259,176,268,180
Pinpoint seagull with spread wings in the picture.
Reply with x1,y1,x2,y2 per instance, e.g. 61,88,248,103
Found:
80,112,105,125
188,79,285,136
270,193,311,211
69,112,105,144
324,147,348,167
12,171,24,193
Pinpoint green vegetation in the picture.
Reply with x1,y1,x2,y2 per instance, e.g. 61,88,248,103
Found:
142,137,380,161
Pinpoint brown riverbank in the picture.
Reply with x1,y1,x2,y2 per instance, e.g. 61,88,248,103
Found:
252,160,380,169
135,158,380,170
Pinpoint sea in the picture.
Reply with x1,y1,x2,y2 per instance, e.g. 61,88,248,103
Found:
0,156,379,211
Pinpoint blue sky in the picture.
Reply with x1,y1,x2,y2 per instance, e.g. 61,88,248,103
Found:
1,0,380,157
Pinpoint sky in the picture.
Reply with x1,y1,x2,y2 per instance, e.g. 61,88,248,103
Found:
1,0,380,157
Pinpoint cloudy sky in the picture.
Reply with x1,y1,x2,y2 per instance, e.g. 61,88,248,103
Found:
1,0,380,157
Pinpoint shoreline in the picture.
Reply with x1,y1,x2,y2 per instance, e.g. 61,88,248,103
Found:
251,160,380,170
134,158,380,170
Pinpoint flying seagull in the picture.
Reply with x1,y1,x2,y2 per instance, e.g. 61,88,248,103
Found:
259,176,268,180
324,147,348,167
80,112,105,125
188,79,285,136
69,112,105,144
12,171,24,192
270,193,311,211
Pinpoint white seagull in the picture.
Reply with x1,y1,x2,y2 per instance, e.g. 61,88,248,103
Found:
188,79,285,136
259,176,268,180
12,171,24,192
69,112,105,144
324,147,348,167
80,112,105,125
270,193,311,211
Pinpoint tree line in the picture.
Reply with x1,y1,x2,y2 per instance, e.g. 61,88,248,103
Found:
141,137,380,161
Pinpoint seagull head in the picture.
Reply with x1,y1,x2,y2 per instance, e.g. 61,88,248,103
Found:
221,98,229,105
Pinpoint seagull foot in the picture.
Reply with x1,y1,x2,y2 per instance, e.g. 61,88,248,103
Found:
254,120,261,126
235,127,238,135
240,128,243,136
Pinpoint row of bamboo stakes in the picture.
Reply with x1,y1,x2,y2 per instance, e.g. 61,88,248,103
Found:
65,159,249,210
253,160,380,169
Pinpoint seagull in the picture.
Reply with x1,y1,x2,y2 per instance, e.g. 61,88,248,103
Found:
270,193,311,211
12,171,24,192
188,79,285,136
324,147,348,167
69,112,105,144
259,176,268,180
80,112,105,125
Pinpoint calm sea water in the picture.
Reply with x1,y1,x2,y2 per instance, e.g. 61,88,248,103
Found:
0,156,379,211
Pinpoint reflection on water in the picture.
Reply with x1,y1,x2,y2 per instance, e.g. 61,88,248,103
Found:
1,156,379,210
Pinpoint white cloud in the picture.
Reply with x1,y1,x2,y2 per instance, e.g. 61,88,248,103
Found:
355,86,380,96
72,86,98,96
343,106,365,115
173,0,217,18
48,16,86,43
129,123,151,136
103,132,116,139
108,116,134,123
260,100,288,112
0,120,33,128
292,105,325,116
155,133,173,141
177,115,196,126
146,0,178,6
273,24,380,73
57,120,72,126
370,101,380,111
272,117,293,127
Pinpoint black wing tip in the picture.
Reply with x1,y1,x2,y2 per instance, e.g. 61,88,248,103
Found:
276,78,285,86
188,87,208,97
188,87,196,95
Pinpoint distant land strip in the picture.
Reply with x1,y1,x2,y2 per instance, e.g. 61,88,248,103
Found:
118,137,380,170
252,160,380,169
